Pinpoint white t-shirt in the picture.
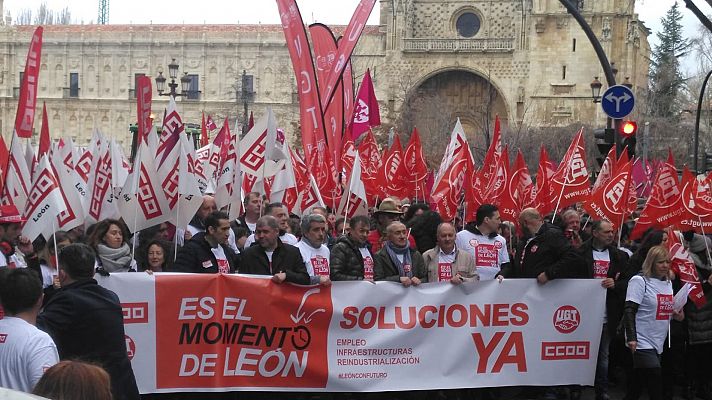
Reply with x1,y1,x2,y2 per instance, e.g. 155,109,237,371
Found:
592,248,611,279
210,245,230,274
0,317,59,392
246,222,257,234
358,247,374,281
297,241,331,277
625,275,674,354
0,253,25,269
436,248,457,282
244,232,298,248
455,230,509,280
39,263,57,289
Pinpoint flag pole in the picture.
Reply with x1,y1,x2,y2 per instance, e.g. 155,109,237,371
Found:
130,145,141,265
698,215,712,265
174,192,181,262
342,190,353,235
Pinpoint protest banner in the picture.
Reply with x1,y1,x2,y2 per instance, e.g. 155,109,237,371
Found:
99,274,605,393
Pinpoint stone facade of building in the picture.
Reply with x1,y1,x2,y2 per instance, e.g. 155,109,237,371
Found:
0,0,649,154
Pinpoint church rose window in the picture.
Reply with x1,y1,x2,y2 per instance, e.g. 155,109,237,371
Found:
456,12,480,38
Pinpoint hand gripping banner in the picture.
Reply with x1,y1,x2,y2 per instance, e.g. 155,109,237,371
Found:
99,274,605,393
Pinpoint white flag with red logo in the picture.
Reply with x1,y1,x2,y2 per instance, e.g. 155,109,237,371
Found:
156,98,184,210
85,139,119,225
2,131,32,209
50,147,85,232
110,140,129,198
176,136,205,231
215,118,238,211
22,155,66,241
239,111,285,178
337,151,368,218
295,173,326,216
117,142,171,233
75,129,102,185
269,133,297,205
434,119,468,190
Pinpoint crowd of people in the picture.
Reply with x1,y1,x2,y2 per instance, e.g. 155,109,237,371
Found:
0,192,711,400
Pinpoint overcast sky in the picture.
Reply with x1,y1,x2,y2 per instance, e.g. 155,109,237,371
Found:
6,0,711,72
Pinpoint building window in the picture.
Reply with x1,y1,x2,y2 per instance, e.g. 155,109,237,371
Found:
69,72,79,97
572,38,576,52
562,65,567,80
456,12,481,38
133,73,145,98
187,74,200,100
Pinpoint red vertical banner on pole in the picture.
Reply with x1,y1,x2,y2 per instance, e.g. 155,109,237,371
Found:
15,26,43,139
136,76,153,144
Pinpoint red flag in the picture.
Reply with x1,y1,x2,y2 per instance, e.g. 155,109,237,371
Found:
432,147,470,221
463,167,484,223
584,159,633,229
276,0,328,169
136,75,152,144
319,0,377,109
310,23,344,174
534,146,556,216
592,146,617,192
0,136,9,195
380,134,408,199
14,27,43,139
631,151,682,239
359,130,382,205
481,115,503,186
667,232,707,308
500,150,533,226
350,69,381,140
39,103,50,157
206,114,217,131
341,137,357,180
549,129,590,211
679,167,712,233
404,127,428,200
200,112,209,147
342,50,355,137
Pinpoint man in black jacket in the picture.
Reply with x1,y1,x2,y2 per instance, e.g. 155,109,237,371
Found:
503,207,585,281
330,215,375,281
173,211,238,274
37,243,139,400
239,216,309,285
577,220,629,400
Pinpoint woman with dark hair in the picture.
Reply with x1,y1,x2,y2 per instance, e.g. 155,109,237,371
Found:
407,210,442,254
626,230,667,278
137,239,173,272
88,219,137,272
33,360,112,400
403,203,430,225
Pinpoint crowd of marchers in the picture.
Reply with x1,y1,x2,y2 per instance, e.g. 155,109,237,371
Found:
0,192,711,400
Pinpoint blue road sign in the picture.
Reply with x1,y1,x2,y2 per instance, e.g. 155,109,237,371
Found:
601,85,635,119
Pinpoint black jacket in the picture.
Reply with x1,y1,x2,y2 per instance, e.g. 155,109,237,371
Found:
239,241,310,285
37,279,140,400
505,222,585,279
374,246,428,282
330,235,369,281
172,232,239,274
578,239,630,335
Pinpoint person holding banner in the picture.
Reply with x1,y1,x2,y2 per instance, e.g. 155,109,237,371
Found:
296,213,332,286
577,220,630,400
623,245,684,400
173,211,238,274
455,204,510,281
88,219,137,273
423,222,478,284
330,215,375,281
37,243,140,400
239,215,310,285
504,208,584,281
374,221,427,286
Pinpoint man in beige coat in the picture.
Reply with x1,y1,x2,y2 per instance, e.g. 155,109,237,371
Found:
423,222,479,283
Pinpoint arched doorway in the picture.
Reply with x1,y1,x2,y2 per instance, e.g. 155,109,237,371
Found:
401,69,509,165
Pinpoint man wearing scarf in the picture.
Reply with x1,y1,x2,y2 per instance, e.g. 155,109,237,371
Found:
374,221,427,286
296,213,332,286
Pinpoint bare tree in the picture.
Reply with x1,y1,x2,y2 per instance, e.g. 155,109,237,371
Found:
13,2,73,25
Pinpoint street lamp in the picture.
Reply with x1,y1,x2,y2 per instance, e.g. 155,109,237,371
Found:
590,77,603,103
238,70,255,135
155,58,192,98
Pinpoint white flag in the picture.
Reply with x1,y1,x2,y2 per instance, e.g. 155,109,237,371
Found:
50,148,85,232
337,151,368,218
3,131,32,210
22,155,66,241
85,139,119,225
175,135,204,231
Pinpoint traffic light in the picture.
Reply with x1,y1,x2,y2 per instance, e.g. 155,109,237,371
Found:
593,128,615,167
619,120,637,158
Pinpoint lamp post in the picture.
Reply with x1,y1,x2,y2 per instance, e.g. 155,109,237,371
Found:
155,58,192,98
238,70,255,135
590,77,603,103
694,69,712,173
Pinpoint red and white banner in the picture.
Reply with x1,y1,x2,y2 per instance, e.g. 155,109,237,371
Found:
14,27,43,139
22,155,66,241
136,76,153,145
99,274,604,393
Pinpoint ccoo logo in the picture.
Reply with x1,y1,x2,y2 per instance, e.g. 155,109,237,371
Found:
553,305,580,334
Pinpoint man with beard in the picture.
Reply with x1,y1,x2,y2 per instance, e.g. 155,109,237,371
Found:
239,216,309,285
173,211,238,274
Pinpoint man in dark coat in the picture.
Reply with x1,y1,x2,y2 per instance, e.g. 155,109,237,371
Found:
502,207,585,280
173,211,238,274
37,243,139,400
374,221,427,286
577,220,629,400
239,216,310,285
330,215,375,281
